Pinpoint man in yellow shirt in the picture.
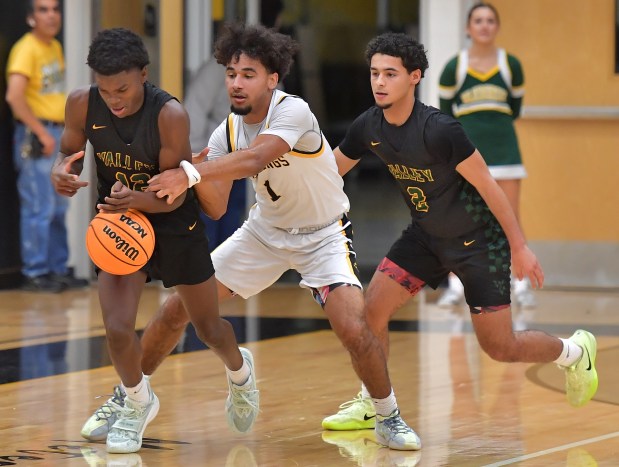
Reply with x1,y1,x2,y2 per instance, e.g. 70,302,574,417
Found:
5,0,86,292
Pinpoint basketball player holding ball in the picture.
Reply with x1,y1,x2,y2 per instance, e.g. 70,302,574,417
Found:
50,28,258,454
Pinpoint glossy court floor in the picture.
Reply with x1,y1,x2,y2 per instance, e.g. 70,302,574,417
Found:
0,282,618,467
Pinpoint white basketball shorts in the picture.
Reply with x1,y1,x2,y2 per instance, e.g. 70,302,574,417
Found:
211,207,361,299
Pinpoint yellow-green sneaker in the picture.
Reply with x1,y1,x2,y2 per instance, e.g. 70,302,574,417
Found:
565,330,598,407
322,392,376,431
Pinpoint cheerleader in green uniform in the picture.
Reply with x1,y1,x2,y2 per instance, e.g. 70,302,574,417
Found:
438,2,535,308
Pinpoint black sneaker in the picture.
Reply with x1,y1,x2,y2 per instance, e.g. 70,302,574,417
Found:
21,275,67,293
49,271,89,289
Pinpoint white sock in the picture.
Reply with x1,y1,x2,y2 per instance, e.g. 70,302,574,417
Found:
372,388,397,417
360,383,371,399
448,274,464,293
226,360,251,386
513,277,529,294
123,374,150,405
554,338,583,367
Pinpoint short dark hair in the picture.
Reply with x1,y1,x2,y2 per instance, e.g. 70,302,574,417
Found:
87,28,150,76
365,32,429,77
467,2,500,25
213,22,298,79
27,0,60,15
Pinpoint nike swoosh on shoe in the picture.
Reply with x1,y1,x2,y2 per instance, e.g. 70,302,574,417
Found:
584,347,592,371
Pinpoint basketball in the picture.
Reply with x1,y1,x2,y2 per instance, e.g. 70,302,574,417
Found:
86,209,155,275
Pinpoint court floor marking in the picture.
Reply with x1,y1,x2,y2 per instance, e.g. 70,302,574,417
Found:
481,430,619,466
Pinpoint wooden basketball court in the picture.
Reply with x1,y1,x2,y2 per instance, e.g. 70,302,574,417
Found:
0,283,617,466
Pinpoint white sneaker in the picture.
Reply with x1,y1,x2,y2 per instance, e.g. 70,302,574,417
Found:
513,278,537,309
437,288,464,307
81,385,126,441
375,409,421,451
514,289,537,309
106,383,160,454
226,347,260,433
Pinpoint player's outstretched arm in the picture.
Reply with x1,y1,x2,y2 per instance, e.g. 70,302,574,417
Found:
190,147,232,220
456,150,544,288
148,133,290,204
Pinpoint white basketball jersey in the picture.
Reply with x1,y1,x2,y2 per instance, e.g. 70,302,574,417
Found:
208,89,350,229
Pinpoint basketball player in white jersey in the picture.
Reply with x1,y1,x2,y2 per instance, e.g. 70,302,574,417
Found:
81,22,421,451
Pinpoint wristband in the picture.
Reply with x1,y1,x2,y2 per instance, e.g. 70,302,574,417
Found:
180,160,201,188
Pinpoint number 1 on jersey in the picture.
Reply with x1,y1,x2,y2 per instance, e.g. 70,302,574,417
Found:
264,180,281,202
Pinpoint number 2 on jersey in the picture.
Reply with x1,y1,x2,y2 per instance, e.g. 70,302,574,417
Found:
407,186,429,212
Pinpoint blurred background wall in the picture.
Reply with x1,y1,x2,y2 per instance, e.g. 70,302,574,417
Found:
0,0,616,288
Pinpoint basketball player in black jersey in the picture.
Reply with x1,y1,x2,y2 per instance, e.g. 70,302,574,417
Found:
50,28,258,453
322,32,598,429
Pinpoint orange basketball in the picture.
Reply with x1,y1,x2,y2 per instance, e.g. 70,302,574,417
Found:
86,209,155,275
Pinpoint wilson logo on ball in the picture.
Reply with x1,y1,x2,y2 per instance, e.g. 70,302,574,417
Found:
101,224,141,261
86,209,155,275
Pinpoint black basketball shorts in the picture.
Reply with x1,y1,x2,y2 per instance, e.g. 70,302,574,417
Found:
386,221,511,308
148,226,215,288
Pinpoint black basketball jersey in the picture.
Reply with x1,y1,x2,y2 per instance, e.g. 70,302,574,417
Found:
85,82,200,235
339,101,495,238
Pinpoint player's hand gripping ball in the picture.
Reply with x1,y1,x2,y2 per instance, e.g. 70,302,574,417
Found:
86,209,155,275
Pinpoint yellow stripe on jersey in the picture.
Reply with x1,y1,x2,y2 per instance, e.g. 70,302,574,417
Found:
227,114,236,152
467,66,499,82
289,136,325,158
338,217,356,275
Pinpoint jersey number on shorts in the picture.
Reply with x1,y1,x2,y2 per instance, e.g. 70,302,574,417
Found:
407,186,429,212
264,180,281,202
116,172,151,192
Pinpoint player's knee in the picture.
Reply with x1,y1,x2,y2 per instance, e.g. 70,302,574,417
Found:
193,317,231,349
365,304,389,335
336,317,370,355
105,322,134,349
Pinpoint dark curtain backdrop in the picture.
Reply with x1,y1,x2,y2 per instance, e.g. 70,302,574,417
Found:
0,0,30,288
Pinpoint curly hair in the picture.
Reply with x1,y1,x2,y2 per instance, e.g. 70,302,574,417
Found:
87,28,150,76
213,22,298,79
365,32,429,78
